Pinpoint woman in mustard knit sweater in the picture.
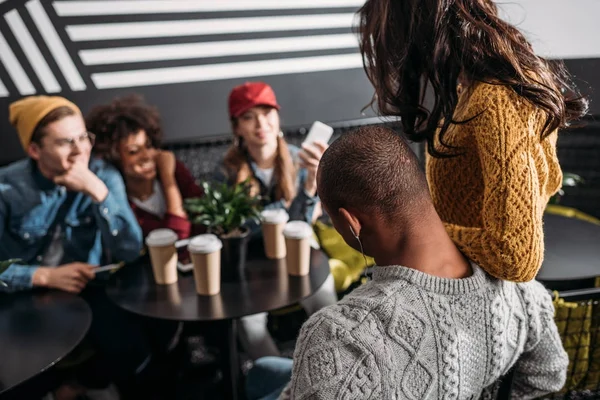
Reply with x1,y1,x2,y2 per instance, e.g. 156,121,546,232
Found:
357,0,588,282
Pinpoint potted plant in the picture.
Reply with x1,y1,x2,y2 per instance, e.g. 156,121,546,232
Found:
185,180,262,282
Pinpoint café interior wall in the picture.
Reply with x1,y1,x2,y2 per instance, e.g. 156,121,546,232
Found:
0,0,373,166
1,1,600,166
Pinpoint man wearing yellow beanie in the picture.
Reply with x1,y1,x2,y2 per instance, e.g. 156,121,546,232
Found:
0,95,142,291
0,95,148,395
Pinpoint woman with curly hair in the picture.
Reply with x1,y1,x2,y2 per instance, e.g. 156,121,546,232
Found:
357,0,588,282
87,95,202,239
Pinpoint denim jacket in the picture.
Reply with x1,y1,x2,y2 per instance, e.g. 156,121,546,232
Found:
0,158,143,292
213,145,318,236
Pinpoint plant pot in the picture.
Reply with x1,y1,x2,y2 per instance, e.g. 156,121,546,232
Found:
219,228,251,282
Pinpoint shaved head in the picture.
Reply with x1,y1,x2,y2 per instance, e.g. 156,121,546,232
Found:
317,126,431,224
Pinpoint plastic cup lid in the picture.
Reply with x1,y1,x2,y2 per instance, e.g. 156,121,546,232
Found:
260,209,289,224
145,228,178,247
283,221,313,239
188,234,223,254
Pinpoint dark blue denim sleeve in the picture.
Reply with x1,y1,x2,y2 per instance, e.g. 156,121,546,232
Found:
288,167,318,223
92,166,143,263
0,195,37,292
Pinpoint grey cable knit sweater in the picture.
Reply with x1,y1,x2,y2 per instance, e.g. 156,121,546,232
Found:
282,264,568,399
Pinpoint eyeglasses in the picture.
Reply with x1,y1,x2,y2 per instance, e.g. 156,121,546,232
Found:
53,131,96,149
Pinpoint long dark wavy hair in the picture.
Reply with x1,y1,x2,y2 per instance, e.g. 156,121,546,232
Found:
358,0,588,157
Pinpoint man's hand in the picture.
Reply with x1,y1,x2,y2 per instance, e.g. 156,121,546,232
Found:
32,263,96,294
299,140,328,196
54,162,108,202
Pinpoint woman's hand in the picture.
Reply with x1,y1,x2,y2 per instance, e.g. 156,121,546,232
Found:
299,140,328,196
155,150,177,184
155,151,186,217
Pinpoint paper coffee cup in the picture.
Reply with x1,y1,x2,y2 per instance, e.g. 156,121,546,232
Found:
283,221,313,276
260,209,289,259
145,229,178,285
188,234,223,296
165,284,182,306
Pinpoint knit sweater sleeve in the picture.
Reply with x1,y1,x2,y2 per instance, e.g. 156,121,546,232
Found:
511,282,569,399
444,87,551,282
282,308,383,399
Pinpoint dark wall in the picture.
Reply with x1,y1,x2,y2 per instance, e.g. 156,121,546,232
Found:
0,69,375,165
1,0,598,168
0,1,373,166
564,58,599,115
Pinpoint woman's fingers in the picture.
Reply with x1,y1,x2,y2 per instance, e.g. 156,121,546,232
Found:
300,143,322,160
312,140,329,153
298,151,319,168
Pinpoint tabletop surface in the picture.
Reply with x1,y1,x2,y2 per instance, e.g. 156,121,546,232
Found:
106,248,331,322
0,291,92,395
537,213,600,281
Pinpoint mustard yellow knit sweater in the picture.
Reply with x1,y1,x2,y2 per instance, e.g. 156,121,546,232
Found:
427,82,562,282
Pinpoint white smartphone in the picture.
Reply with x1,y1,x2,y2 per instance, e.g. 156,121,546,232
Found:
303,121,334,146
94,263,122,273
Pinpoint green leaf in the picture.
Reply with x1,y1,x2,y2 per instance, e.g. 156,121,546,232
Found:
562,173,584,187
183,180,263,236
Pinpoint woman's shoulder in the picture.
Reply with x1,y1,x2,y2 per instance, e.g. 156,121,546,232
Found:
468,81,538,106
467,82,520,105
174,158,204,198
463,81,540,119
174,158,194,180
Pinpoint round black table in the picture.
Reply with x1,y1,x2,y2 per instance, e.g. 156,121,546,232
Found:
106,248,330,399
0,290,92,397
537,213,600,287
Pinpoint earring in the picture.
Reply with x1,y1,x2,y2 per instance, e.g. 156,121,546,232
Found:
279,130,284,138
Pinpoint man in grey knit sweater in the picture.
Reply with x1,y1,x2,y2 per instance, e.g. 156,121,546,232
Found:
247,126,568,400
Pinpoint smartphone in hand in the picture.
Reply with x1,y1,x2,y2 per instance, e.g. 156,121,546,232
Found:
303,121,334,146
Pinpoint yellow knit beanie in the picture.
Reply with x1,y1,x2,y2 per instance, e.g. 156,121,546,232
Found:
9,96,81,150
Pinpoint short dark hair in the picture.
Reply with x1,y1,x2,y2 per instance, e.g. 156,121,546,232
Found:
317,126,430,221
30,106,77,145
86,94,162,164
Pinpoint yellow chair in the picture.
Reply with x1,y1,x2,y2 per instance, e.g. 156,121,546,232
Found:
551,291,600,395
545,204,600,225
553,294,593,392
313,221,375,293
544,205,600,395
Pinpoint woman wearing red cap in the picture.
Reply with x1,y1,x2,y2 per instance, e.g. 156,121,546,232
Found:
217,81,324,228
215,81,337,360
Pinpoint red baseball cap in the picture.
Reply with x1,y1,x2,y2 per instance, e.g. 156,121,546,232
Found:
228,82,280,119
